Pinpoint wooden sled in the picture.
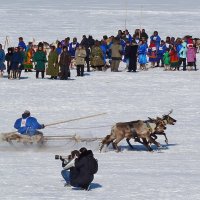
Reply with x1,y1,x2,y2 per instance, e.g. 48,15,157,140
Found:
1,132,102,145
1,133,44,144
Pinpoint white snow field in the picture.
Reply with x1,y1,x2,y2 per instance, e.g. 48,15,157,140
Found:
0,0,200,200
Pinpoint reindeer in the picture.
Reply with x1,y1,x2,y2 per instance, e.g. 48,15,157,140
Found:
148,110,177,144
100,118,166,152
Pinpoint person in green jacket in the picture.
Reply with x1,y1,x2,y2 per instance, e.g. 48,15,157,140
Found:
33,44,47,79
163,49,171,71
46,46,59,79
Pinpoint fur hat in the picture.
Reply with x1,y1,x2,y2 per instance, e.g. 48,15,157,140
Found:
22,110,30,119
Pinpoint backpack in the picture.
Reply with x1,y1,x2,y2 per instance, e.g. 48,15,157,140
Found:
89,158,98,175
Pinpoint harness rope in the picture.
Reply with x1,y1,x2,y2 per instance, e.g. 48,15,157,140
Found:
47,125,112,130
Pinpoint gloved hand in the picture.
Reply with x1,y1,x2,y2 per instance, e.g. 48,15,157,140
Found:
41,124,45,129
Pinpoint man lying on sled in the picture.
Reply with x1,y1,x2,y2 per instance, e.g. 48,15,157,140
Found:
14,110,45,143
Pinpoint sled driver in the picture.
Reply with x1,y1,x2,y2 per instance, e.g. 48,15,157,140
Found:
14,110,45,137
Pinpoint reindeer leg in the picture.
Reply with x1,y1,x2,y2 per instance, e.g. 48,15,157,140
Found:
113,137,123,152
100,135,114,152
112,142,120,152
151,133,157,140
99,143,104,152
163,132,168,144
142,138,153,151
134,137,144,145
126,138,134,149
148,136,161,148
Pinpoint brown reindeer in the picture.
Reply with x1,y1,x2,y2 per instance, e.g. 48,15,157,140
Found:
100,119,166,152
149,110,177,144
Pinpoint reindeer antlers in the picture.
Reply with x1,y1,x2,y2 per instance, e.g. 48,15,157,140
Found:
168,109,173,115
163,109,173,117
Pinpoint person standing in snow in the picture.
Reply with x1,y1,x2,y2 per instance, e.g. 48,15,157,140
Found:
46,45,59,79
148,40,157,68
163,48,171,71
90,40,104,71
110,37,123,72
127,41,138,72
58,46,71,80
0,44,6,77
10,47,23,79
156,40,167,67
187,42,196,71
150,31,161,50
69,37,79,59
138,40,148,70
24,42,35,72
75,45,86,76
5,47,13,79
178,39,187,71
33,44,47,79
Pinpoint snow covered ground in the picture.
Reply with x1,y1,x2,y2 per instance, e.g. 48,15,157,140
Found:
0,0,200,200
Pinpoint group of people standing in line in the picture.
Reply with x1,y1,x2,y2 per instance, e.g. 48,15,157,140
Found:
0,29,198,80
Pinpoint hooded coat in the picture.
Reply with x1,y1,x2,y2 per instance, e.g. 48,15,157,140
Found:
70,150,98,189
187,47,196,63
90,46,104,67
33,50,47,71
46,50,59,76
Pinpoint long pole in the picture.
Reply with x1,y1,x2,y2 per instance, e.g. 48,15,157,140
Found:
124,0,128,30
45,112,107,127
139,5,143,37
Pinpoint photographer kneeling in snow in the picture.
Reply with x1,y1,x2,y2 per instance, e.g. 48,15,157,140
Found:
61,147,98,190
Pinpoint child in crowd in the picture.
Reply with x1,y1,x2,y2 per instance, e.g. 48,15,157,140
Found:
169,46,179,70
163,48,171,71
148,41,157,68
187,43,196,71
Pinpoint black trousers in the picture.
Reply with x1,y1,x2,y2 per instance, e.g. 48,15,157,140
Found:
77,65,84,76
179,58,186,71
129,57,137,72
60,65,70,80
85,58,90,72
36,70,45,79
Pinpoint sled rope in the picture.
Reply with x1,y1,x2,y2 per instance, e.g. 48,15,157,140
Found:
45,112,107,127
44,134,103,142
47,124,112,130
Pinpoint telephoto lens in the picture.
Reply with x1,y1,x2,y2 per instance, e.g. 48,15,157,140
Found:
55,155,60,160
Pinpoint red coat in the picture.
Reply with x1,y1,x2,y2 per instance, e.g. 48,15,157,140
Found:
170,49,179,63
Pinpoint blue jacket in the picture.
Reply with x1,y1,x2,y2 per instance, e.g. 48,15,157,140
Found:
56,47,62,55
125,34,132,43
100,44,108,63
69,42,79,57
157,44,167,58
0,49,5,69
11,52,23,70
150,35,161,49
138,43,147,55
14,117,43,136
179,42,187,58
18,41,26,50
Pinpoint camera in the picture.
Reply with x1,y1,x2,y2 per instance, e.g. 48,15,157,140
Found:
55,155,62,160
